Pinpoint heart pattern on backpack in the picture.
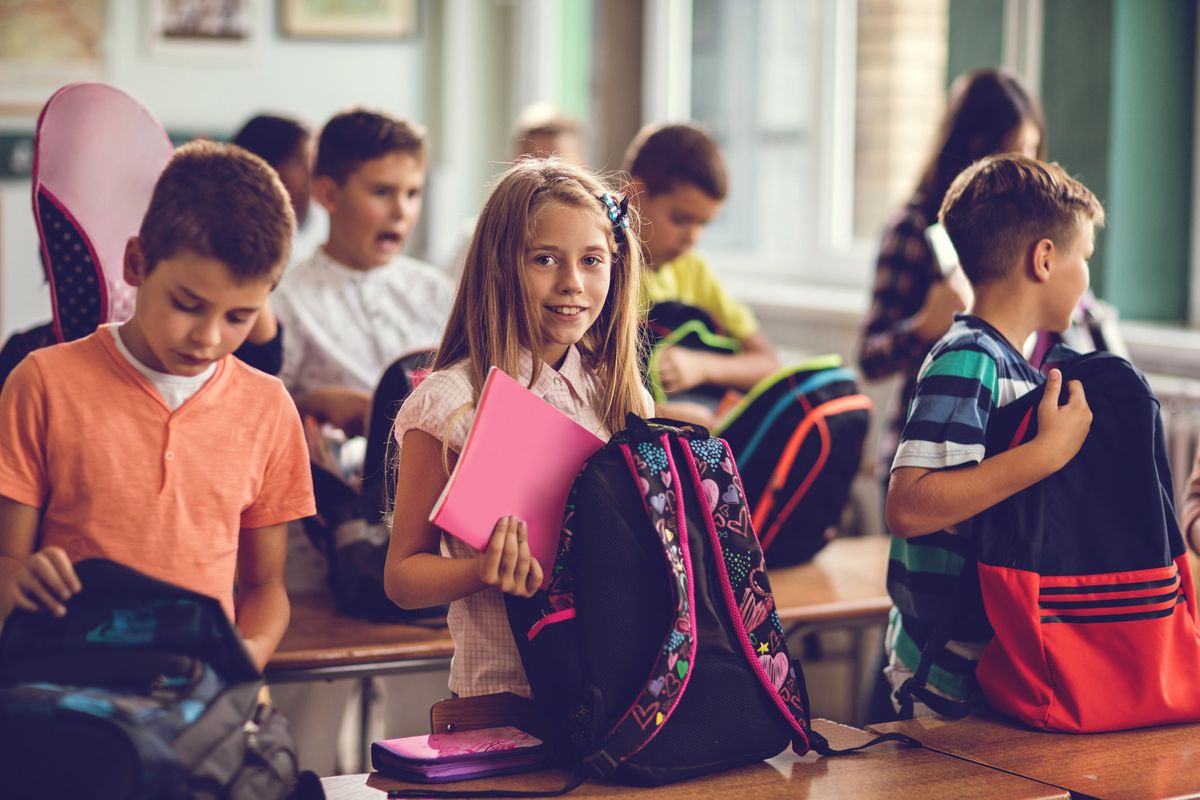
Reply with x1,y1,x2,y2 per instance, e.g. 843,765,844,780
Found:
631,701,661,730
760,652,789,691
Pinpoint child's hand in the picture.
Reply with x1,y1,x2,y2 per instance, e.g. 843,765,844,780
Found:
477,516,543,598
658,347,709,394
3,547,81,618
299,387,372,438
1034,369,1092,471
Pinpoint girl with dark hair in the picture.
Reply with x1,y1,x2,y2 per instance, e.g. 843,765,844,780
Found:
858,69,1045,478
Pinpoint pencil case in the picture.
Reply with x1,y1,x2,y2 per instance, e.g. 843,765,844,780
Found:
371,725,548,783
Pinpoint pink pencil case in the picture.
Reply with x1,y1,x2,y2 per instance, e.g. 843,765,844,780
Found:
371,726,548,783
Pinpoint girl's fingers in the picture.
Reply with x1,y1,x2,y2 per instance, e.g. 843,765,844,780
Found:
525,557,544,595
479,516,511,582
510,522,532,588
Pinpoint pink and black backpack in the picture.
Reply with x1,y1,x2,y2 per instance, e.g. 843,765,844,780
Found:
32,82,173,343
445,417,905,797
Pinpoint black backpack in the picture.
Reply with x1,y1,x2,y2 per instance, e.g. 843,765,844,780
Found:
0,560,311,800
387,419,911,798
642,301,740,410
506,418,908,789
715,359,872,566
307,348,445,624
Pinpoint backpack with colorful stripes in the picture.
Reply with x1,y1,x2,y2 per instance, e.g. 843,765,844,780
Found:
715,359,872,566
973,349,1200,731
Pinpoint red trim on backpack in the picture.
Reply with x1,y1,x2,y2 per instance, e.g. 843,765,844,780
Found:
1009,407,1035,448
752,394,873,540
978,560,1200,732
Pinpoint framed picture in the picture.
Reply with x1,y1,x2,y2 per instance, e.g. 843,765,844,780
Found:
0,0,105,117
148,0,259,60
280,0,417,40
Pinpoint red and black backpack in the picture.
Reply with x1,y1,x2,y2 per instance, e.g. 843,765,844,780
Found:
904,349,1200,732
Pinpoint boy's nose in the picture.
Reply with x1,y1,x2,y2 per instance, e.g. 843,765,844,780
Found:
191,318,222,348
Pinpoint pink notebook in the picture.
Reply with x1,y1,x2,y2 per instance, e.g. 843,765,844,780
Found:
430,366,604,588
371,726,547,783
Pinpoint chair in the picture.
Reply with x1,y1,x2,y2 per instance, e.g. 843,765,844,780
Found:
32,82,173,342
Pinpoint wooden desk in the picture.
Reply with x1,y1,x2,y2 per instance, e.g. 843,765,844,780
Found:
267,536,890,684
266,592,454,684
320,719,1066,799
771,535,891,626
869,714,1200,800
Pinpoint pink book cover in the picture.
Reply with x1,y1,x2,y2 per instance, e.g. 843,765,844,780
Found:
430,366,604,588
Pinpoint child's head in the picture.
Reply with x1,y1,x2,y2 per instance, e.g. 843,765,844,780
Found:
940,154,1104,331
915,69,1046,216
123,140,294,376
312,109,427,271
232,113,314,226
436,158,645,433
622,122,727,268
512,104,586,165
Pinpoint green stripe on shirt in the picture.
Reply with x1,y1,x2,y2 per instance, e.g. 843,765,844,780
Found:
921,349,998,397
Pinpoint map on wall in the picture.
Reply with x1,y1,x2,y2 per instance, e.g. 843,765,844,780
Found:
0,0,105,115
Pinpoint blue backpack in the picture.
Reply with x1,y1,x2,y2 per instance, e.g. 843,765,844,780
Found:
0,560,312,800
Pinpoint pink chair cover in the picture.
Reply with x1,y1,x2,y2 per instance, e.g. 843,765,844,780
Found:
32,82,173,341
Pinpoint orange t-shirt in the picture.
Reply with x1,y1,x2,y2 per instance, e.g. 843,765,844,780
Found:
0,329,315,618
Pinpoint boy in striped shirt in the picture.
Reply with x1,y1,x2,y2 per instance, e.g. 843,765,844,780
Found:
884,154,1104,714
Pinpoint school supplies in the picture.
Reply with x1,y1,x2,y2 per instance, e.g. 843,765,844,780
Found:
430,366,605,587
372,726,548,784
899,349,1200,732
0,559,301,799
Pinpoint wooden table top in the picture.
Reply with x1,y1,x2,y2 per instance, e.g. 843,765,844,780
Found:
267,535,891,676
870,714,1200,800
320,719,1067,799
770,535,891,624
266,592,454,675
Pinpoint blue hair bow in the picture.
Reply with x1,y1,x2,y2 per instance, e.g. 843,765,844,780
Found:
600,193,630,240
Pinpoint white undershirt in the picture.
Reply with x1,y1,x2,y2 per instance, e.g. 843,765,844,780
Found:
108,325,215,412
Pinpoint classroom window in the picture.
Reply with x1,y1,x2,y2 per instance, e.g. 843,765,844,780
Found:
684,0,948,288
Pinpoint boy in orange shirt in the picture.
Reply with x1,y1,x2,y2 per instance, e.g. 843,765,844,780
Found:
0,141,315,670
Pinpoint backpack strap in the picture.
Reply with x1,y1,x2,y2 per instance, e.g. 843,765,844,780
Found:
676,435,812,753
572,431,697,777
751,394,873,539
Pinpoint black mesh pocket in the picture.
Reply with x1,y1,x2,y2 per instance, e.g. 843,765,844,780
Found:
37,191,101,343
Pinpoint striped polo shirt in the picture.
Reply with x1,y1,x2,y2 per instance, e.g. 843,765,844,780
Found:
887,314,1043,701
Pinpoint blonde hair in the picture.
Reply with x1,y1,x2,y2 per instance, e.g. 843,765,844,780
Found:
434,158,646,441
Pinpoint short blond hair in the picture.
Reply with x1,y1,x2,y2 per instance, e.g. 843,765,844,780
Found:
940,154,1105,286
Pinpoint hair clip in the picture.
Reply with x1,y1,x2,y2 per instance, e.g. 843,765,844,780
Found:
600,193,630,241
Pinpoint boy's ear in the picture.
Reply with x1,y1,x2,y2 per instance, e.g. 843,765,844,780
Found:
1030,238,1055,284
123,236,147,287
312,175,340,213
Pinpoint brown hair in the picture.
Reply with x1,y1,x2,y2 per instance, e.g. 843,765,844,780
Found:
512,104,585,159
315,109,426,184
434,158,646,437
139,140,294,281
913,69,1046,219
622,122,728,200
940,154,1105,286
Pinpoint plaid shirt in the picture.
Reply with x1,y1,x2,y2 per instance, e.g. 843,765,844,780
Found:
857,203,942,474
